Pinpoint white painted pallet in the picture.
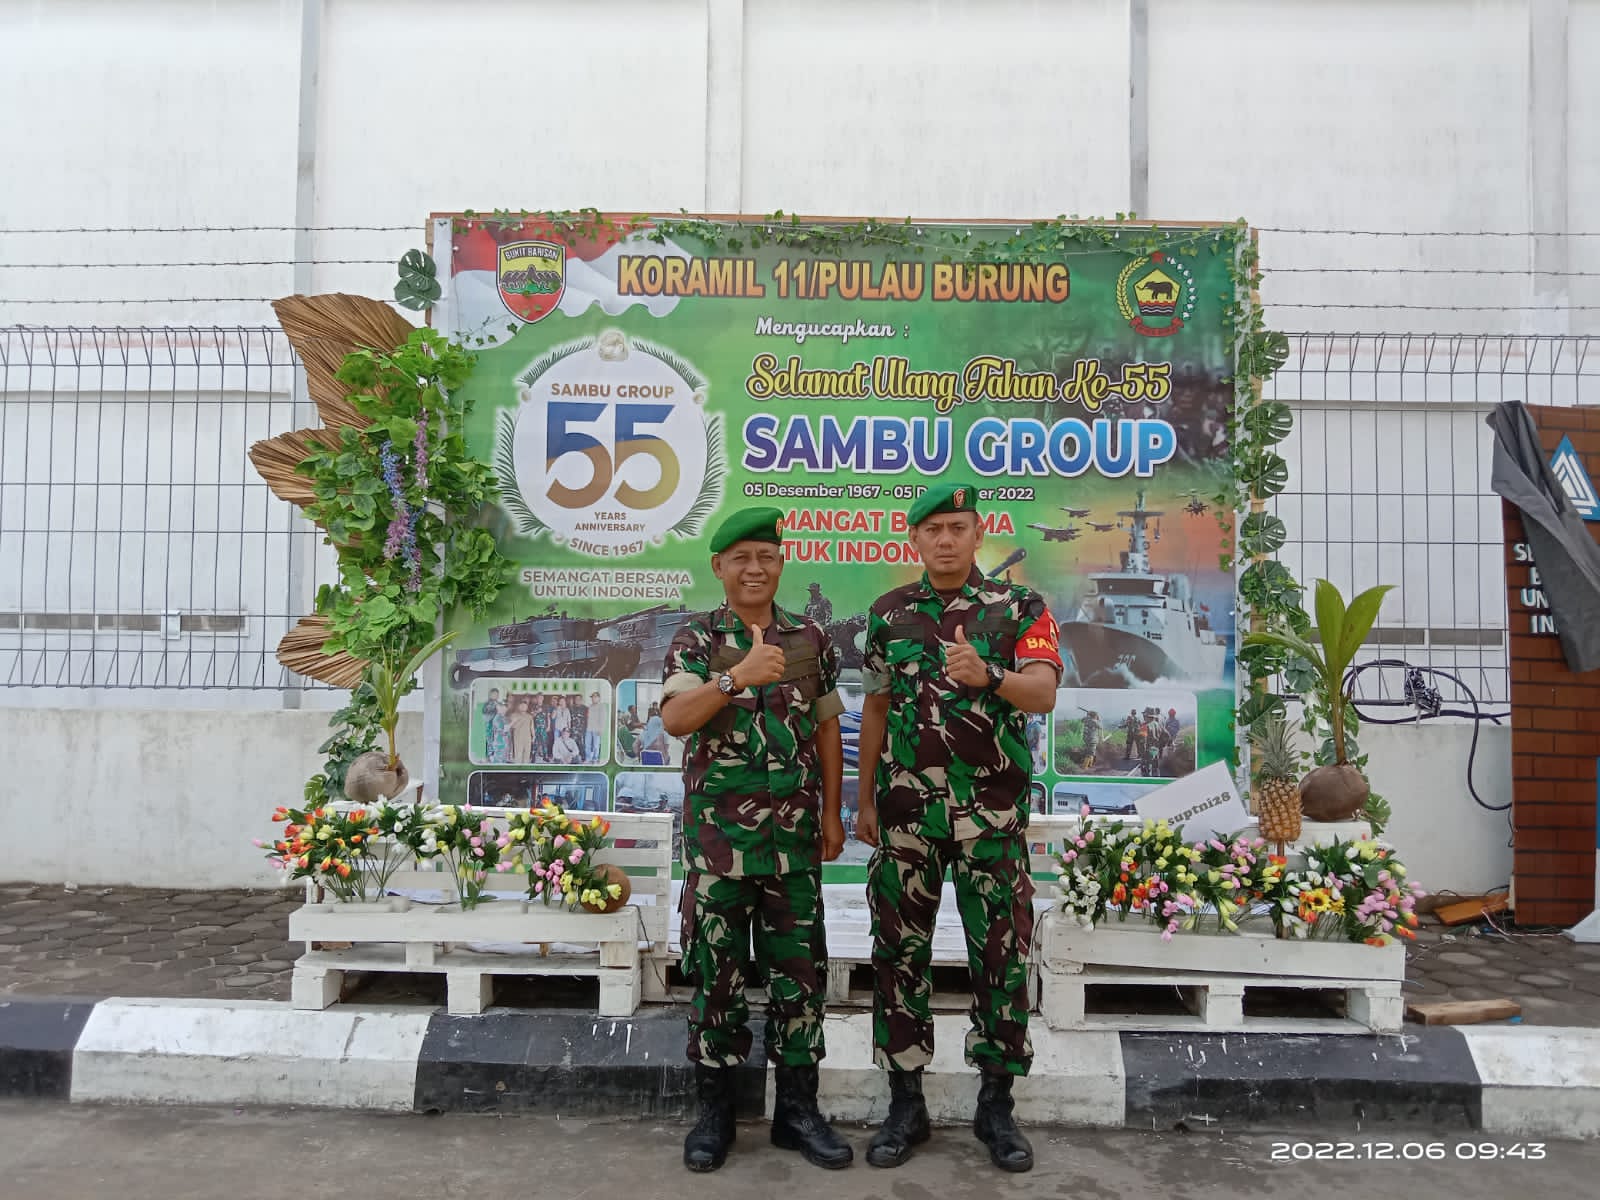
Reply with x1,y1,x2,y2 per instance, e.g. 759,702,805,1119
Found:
289,810,673,1016
293,943,643,1017
1039,964,1405,1033
1036,911,1405,1033
1038,912,1405,982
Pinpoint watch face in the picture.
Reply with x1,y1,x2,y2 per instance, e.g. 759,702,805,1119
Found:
718,673,736,695
987,662,1005,688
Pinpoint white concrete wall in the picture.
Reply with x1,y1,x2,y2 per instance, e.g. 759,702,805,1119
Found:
0,0,303,324
0,707,422,889
0,705,1510,893
2,0,1596,333
1364,721,1515,898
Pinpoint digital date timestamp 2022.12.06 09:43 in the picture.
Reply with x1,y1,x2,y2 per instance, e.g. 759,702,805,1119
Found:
1270,1142,1547,1162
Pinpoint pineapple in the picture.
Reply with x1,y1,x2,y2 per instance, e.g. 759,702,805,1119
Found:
1252,714,1302,852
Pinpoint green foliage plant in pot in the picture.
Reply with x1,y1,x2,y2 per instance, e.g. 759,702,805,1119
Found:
293,324,512,808
343,632,457,804
1242,579,1392,822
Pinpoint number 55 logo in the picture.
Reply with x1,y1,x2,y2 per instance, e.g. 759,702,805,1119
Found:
545,401,680,511
499,334,724,554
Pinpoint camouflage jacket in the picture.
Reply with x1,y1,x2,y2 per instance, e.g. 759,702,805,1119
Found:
662,604,844,877
862,567,1061,840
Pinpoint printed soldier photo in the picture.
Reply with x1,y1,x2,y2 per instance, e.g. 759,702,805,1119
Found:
660,507,853,1173
856,482,1062,1174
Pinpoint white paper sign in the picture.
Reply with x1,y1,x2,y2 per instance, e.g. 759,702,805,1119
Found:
1132,761,1253,842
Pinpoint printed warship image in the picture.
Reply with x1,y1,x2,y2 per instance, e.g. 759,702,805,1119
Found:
1058,489,1226,687
448,603,694,688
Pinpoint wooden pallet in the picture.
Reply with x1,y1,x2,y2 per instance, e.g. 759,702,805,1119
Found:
1040,964,1404,1032
1037,910,1406,1033
289,809,673,1016
293,942,642,1017
1038,912,1406,983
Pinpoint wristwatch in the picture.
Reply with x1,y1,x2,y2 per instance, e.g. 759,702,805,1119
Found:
984,661,1006,692
717,672,740,696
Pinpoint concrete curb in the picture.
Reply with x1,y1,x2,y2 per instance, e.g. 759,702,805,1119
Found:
2,997,1595,1137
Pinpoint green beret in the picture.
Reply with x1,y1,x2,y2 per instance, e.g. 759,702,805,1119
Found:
710,506,786,554
907,481,980,527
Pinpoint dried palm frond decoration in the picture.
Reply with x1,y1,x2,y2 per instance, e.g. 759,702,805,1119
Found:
247,426,344,509
261,293,421,686
277,614,368,690
272,294,416,430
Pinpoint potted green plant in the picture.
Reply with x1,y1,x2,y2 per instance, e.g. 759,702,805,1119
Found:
343,632,457,803
1242,579,1391,821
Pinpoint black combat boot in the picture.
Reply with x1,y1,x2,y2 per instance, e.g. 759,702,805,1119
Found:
770,1063,854,1169
865,1068,932,1168
683,1064,737,1172
973,1071,1033,1172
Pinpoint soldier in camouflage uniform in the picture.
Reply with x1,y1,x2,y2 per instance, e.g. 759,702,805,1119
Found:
856,483,1062,1174
660,507,853,1173
805,581,833,625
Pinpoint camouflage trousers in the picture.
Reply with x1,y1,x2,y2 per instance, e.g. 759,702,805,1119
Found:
679,869,828,1068
869,827,1034,1076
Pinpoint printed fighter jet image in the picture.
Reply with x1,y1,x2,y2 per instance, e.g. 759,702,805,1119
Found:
1183,490,1210,516
1060,507,1091,518
1087,521,1115,532
1028,522,1081,543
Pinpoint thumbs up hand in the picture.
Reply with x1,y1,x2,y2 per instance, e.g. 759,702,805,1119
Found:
943,622,990,688
730,623,786,690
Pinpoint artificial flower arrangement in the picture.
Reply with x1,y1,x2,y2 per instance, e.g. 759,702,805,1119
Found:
259,802,422,902
261,796,626,913
415,804,503,909
507,801,629,913
1055,808,1422,945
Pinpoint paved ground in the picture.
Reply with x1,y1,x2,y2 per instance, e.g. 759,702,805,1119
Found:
3,881,1599,1024
0,1101,1592,1200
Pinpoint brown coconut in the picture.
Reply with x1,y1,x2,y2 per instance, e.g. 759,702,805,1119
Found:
582,863,633,914
1298,763,1370,822
343,751,411,805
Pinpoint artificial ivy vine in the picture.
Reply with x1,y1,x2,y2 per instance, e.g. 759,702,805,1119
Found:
1220,234,1388,831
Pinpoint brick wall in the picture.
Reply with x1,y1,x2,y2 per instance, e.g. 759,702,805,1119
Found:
1502,407,1600,926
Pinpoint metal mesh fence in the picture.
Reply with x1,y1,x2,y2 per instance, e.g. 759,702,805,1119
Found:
0,326,335,689
1268,332,1598,713
2,326,1595,702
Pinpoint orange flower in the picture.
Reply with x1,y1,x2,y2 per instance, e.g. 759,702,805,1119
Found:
335,862,352,879
1397,926,1416,940
1112,884,1128,906
1365,937,1386,946
351,834,363,845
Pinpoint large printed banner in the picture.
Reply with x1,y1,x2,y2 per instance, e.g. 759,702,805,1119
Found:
431,214,1240,878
